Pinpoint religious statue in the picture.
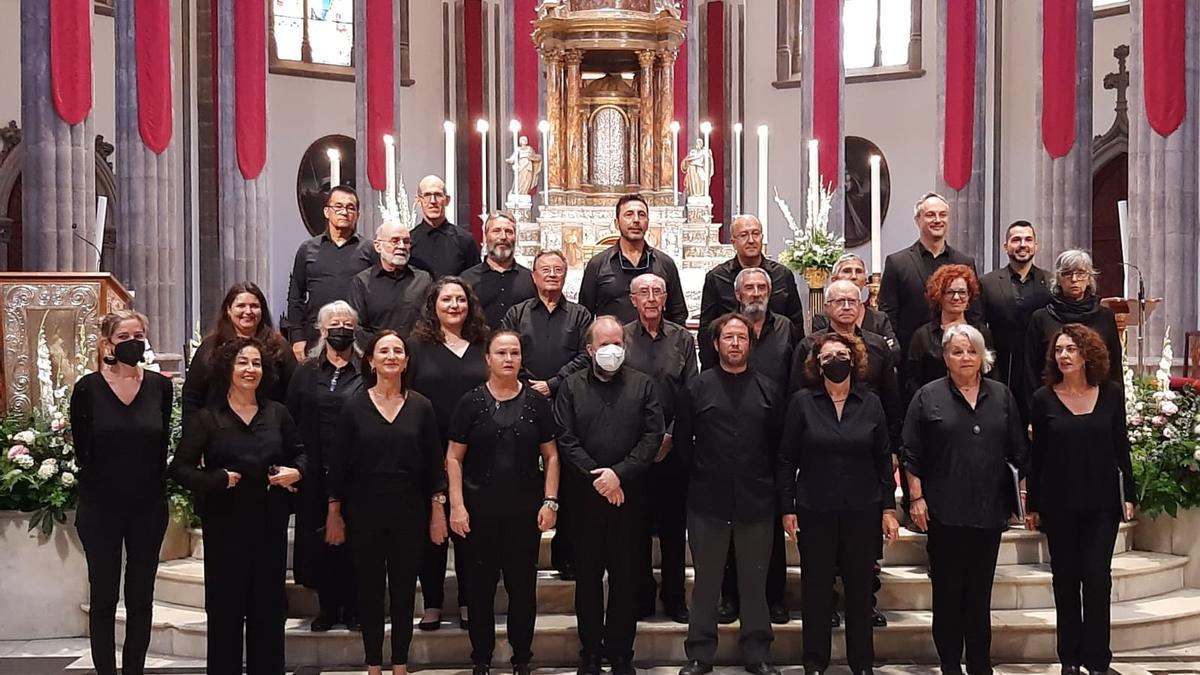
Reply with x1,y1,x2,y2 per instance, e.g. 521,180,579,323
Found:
681,138,713,200
655,0,683,17
507,136,543,197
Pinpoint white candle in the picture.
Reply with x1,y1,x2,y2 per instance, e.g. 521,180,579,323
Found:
733,123,743,215
477,119,490,217
670,121,681,206
508,120,521,196
327,148,341,189
1118,199,1130,297
807,138,820,207
700,120,712,149
383,134,397,209
538,120,550,199
869,155,882,274
757,125,769,237
95,196,108,269
443,121,456,201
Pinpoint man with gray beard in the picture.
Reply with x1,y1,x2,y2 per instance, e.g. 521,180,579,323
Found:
461,213,536,328
347,219,433,346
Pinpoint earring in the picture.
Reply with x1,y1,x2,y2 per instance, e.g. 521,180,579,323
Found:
102,353,118,365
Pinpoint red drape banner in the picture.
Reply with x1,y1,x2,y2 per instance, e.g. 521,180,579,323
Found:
675,0,689,220
366,0,395,192
135,0,173,154
233,0,266,180
942,0,976,191
812,0,840,188
514,0,539,186
705,1,725,226
1041,0,1076,158
49,0,92,126
464,0,484,241
1143,0,1187,137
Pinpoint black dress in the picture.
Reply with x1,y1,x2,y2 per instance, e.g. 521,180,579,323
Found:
181,334,297,426
70,371,174,675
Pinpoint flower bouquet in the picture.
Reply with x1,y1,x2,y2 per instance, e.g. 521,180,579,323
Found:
775,184,846,285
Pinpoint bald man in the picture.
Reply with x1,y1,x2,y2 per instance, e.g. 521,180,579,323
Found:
410,174,481,278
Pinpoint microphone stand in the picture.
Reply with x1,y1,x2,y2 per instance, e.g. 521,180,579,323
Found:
71,223,103,265
1121,262,1146,376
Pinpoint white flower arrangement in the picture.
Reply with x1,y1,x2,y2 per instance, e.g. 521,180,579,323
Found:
775,184,846,273
59,472,75,487
377,177,417,229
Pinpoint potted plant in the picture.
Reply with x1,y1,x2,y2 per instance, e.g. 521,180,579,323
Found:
775,184,846,289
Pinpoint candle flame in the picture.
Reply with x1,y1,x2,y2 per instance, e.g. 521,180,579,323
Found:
383,134,395,146
509,120,522,133
538,120,550,133
476,119,490,133
444,121,456,132
734,123,744,133
757,125,769,137
326,148,340,160
700,121,713,135
669,121,681,133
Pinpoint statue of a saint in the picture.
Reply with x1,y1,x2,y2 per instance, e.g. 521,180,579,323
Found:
681,138,713,199
506,136,543,197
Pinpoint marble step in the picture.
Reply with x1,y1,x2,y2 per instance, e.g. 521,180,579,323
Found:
152,550,1187,617
185,522,1136,569
97,587,1200,666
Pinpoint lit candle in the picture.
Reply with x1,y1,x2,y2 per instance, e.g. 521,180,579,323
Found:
807,138,819,209
327,148,341,189
757,125,769,236
443,121,456,200
869,155,882,273
538,120,550,198
383,134,397,209
700,120,713,149
670,121,681,206
733,123,743,215
477,119,490,218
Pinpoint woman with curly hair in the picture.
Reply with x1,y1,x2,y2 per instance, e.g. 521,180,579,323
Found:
1026,323,1137,675
408,276,491,631
905,264,993,400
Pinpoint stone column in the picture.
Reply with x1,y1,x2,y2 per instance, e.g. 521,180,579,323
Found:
20,0,97,271
114,2,183,352
1035,0,1093,256
1127,0,1199,357
354,0,404,235
544,49,565,191
657,49,677,191
637,50,656,191
564,49,584,191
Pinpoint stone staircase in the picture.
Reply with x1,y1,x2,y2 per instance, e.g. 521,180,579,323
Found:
93,521,1200,668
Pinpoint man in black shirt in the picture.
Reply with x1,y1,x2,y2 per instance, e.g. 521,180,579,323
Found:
979,220,1051,421
623,273,698,625
699,214,804,340
555,316,664,675
410,175,480,278
461,213,536,328
579,193,689,324
674,313,784,675
285,186,376,359
347,220,433,346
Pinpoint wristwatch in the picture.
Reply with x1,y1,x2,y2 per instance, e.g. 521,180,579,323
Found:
432,493,447,504
543,497,559,512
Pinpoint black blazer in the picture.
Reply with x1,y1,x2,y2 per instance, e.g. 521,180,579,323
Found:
980,264,1052,419
878,241,982,355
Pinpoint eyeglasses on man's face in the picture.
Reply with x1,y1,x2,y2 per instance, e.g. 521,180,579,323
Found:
826,297,859,308
732,230,762,241
378,237,412,249
325,203,358,214
419,192,448,202
633,288,667,299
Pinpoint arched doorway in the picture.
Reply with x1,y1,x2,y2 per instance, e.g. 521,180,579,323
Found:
1091,152,1127,299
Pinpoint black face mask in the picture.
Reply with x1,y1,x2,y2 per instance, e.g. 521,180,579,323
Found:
326,327,356,352
113,339,146,367
820,356,852,384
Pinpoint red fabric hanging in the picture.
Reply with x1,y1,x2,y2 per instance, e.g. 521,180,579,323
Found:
1041,0,1076,158
464,0,484,241
943,0,976,191
705,1,726,226
1143,0,1187,137
812,0,840,189
513,0,539,185
233,0,266,180
49,0,92,126
135,0,173,154
675,0,689,223
365,0,395,192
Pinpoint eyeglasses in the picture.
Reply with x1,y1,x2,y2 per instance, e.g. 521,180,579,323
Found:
325,203,358,214
945,289,970,298
826,298,859,308
633,288,667,298
536,267,566,276
732,230,763,241
419,192,448,202
1060,271,1091,280
378,237,412,248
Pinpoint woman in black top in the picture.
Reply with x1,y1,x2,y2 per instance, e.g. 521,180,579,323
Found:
70,310,173,675
408,276,490,630
168,337,305,675
1026,324,1137,675
182,281,297,426
902,324,1028,675
448,329,561,675
285,300,365,633
1024,249,1124,403
906,264,993,401
324,330,448,675
778,332,899,675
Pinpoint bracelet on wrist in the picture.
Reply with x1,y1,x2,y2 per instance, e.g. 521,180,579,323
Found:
910,496,925,504
543,496,558,502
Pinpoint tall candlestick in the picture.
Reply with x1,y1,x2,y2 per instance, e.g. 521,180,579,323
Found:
700,120,713,150
383,134,397,209
327,148,341,189
869,155,882,273
733,123,743,215
807,138,820,207
1118,199,1130,297
477,119,490,219
757,125,769,237
538,120,550,201
95,196,108,269
670,121,681,207
443,121,456,200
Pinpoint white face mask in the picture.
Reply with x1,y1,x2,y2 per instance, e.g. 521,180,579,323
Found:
594,344,625,373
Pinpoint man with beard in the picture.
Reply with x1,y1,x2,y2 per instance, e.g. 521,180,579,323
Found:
579,194,689,325
461,213,536,328
285,186,376,360
347,219,433,345
700,214,804,341
410,174,481,278
979,221,1051,422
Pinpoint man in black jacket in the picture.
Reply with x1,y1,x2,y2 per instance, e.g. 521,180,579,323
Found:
700,214,804,340
409,174,480,278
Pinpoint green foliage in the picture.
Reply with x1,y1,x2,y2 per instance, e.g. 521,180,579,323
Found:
1126,377,1200,517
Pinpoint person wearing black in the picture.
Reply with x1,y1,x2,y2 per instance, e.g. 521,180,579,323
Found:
408,277,490,631
410,174,481,278
555,315,664,675
811,254,899,359
1026,324,1137,675
285,300,365,632
447,330,562,675
878,192,981,358
779,331,899,675
979,221,1051,421
699,214,804,340
70,310,173,675
675,313,784,675
903,324,1028,675
624,273,698,624
1024,249,1124,405
324,330,449,675
905,264,994,401
285,185,377,360
182,282,297,427
348,219,435,344
579,193,689,324
461,213,536,328
169,337,306,675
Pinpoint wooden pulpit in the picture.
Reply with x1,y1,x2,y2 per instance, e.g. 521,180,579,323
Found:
0,273,132,417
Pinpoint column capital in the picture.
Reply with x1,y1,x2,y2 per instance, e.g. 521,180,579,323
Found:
656,48,678,67
564,49,584,66
540,47,565,64
638,50,657,69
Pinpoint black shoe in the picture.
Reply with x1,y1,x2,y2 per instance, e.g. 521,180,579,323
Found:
576,653,603,675
558,565,577,581
309,614,336,632
830,611,842,628
717,599,738,624
417,610,442,631
871,607,887,627
611,656,637,675
679,660,713,675
343,613,363,632
1084,668,1109,675
460,616,470,631
745,663,781,675
665,604,690,624
804,669,823,675
1061,667,1081,675
473,665,490,675
769,604,790,624
514,664,533,675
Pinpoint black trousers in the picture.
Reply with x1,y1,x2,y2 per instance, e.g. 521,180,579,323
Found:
75,498,168,675
419,501,468,612
686,511,774,666
722,518,787,608
315,538,358,621
926,520,1003,675
1041,510,1121,672
200,491,291,675
550,476,576,572
797,507,879,672
460,507,543,666
572,483,644,661
638,464,688,610
348,503,425,667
